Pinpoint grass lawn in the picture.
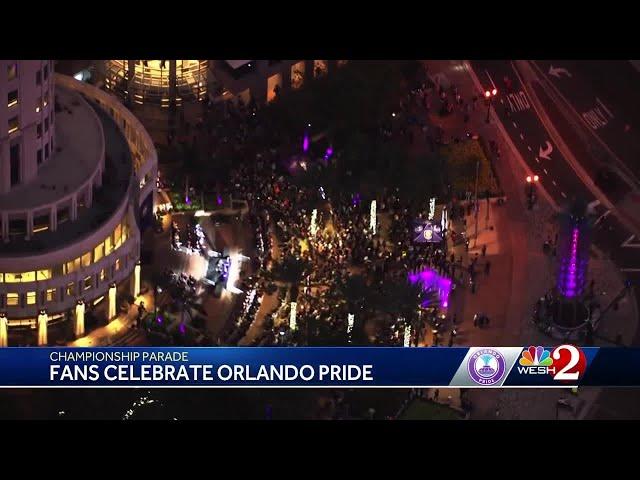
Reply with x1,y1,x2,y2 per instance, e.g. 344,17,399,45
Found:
399,399,464,420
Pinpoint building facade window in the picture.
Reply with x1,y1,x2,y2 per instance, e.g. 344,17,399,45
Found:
8,90,18,108
26,292,36,305
46,288,56,302
37,122,42,138
45,118,49,132
10,143,20,186
7,63,17,81
45,143,49,160
6,293,19,306
83,276,92,291
8,116,19,134
36,70,42,86
66,282,75,297
44,64,49,80
37,148,43,165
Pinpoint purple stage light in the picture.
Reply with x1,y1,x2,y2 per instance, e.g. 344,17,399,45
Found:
217,194,223,205
303,133,310,153
408,267,452,309
157,315,163,324
179,323,186,335
185,195,191,205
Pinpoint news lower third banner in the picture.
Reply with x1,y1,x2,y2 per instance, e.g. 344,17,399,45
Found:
0,345,639,388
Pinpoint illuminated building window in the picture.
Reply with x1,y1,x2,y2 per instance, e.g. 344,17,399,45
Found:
105,235,113,255
46,288,56,302
64,257,81,275
314,60,328,78
5,272,36,283
36,270,51,281
114,224,123,248
83,276,92,291
7,63,17,81
94,242,104,263
8,90,18,108
26,292,36,305
36,96,42,113
8,116,19,135
81,252,92,268
0,273,3,282
6,293,19,306
66,282,75,296
43,91,49,107
115,258,121,271
100,269,107,281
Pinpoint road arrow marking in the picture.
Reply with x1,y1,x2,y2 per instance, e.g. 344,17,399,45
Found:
539,141,553,160
549,65,572,78
622,235,640,248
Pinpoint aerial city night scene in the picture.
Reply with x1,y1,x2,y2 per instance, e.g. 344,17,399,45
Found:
0,59,638,420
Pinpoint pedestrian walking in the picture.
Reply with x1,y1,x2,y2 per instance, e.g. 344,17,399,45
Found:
482,244,487,257
485,260,491,276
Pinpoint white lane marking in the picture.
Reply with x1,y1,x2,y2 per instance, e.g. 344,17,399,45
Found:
535,157,540,163
512,121,518,128
621,268,640,272
588,199,601,209
543,168,548,174
621,235,640,248
561,192,567,198
485,70,497,90
552,180,557,186
548,65,572,78
519,133,525,140
596,97,614,119
527,146,532,151
594,209,611,225
506,91,531,112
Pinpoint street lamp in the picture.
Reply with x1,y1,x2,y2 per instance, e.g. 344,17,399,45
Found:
526,174,539,210
485,88,498,123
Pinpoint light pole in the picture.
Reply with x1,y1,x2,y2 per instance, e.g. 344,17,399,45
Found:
485,88,497,123
526,174,539,210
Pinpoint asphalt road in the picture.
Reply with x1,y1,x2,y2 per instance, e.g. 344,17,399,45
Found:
470,60,640,419
530,60,640,184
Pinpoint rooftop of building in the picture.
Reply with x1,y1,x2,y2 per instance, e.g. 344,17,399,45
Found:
1,93,133,256
0,87,103,212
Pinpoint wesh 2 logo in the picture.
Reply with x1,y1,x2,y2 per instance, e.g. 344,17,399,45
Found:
517,345,587,381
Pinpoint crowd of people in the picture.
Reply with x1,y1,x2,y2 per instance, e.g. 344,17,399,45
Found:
161,62,500,348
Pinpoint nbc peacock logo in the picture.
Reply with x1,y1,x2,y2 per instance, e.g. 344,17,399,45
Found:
517,346,556,375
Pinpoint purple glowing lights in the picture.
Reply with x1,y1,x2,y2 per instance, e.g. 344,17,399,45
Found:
560,227,580,298
408,268,452,309
216,194,223,206
303,133,310,153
